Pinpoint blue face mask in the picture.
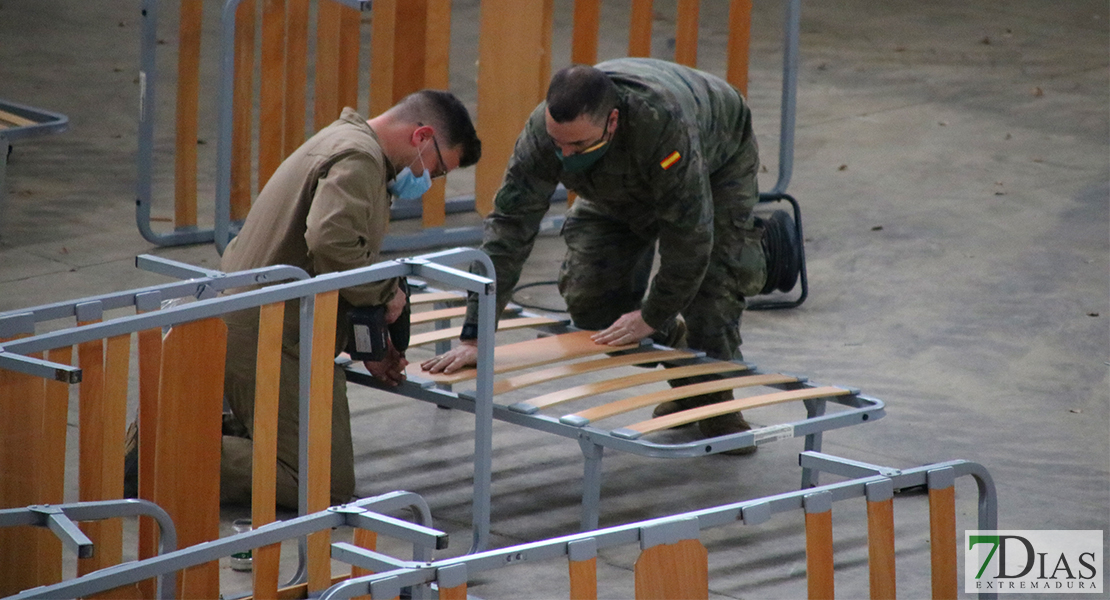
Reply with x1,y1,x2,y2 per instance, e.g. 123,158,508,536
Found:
387,165,432,200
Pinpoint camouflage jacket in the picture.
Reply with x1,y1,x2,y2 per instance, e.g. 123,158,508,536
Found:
469,57,759,331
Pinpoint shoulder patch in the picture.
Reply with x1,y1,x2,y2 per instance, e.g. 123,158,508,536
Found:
660,150,681,170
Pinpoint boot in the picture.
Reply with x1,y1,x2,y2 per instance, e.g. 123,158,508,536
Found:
698,412,757,455
759,209,801,294
652,399,696,427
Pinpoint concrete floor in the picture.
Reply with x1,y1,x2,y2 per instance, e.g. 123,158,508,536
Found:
1,0,1107,598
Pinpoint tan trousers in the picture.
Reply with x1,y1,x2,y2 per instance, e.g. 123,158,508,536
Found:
219,309,355,510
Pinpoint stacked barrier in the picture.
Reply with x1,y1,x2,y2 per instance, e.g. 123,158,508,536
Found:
137,0,784,252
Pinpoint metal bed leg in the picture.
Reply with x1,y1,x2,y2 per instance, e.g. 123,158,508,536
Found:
577,439,604,531
800,398,826,488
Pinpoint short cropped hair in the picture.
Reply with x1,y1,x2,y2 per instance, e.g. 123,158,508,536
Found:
393,90,482,168
546,65,618,125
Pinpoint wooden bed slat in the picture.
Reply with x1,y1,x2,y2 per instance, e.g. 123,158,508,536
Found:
410,305,468,324
519,361,749,413
408,330,634,384
565,377,837,427
410,291,466,306
493,349,696,395
406,316,561,348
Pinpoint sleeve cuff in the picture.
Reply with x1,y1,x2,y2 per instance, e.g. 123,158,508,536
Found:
459,322,479,340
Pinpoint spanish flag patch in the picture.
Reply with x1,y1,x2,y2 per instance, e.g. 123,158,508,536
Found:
659,150,681,170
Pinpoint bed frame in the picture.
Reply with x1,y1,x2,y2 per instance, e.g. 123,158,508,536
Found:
345,285,885,539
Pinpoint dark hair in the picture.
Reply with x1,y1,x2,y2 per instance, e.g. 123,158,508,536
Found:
396,90,482,168
546,65,618,124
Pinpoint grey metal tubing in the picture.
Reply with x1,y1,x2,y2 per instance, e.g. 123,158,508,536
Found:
0,499,178,599
320,458,997,600
0,99,68,142
768,0,801,195
0,261,308,334
134,254,224,279
0,261,477,359
134,0,213,247
4,493,441,600
0,262,310,381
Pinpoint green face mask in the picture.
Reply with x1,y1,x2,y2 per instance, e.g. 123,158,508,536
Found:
555,126,613,172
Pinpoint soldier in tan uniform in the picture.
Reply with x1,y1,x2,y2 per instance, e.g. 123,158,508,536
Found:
421,59,798,447
213,91,480,508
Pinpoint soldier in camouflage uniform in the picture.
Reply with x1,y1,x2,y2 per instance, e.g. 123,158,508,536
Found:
422,58,775,444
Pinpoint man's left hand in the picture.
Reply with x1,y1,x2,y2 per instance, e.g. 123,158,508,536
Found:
591,310,654,346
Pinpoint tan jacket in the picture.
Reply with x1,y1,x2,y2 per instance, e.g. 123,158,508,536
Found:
222,107,397,308
221,108,398,355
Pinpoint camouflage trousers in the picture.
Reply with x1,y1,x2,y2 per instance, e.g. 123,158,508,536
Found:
558,158,765,409
558,171,765,363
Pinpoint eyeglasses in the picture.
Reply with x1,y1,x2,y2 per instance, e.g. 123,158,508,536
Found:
429,135,447,180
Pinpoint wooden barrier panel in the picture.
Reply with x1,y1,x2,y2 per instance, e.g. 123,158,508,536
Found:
571,0,601,65
475,0,552,215
175,0,203,228
867,497,897,600
350,527,378,600
285,0,311,158
307,291,340,595
76,329,124,579
929,485,957,600
568,555,598,600
634,539,709,600
259,0,287,188
136,325,163,599
313,0,342,131
628,0,654,56
439,583,467,600
674,0,700,66
726,0,753,94
153,318,227,600
805,509,835,599
231,0,256,221
37,347,71,586
252,302,285,600
0,342,51,596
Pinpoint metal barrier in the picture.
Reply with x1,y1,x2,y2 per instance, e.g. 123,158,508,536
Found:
1,453,998,599
137,0,807,278
136,0,376,247
2,492,443,600
0,499,178,599
0,248,498,598
317,453,997,600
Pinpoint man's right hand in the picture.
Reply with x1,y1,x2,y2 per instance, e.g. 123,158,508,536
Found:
420,339,478,374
